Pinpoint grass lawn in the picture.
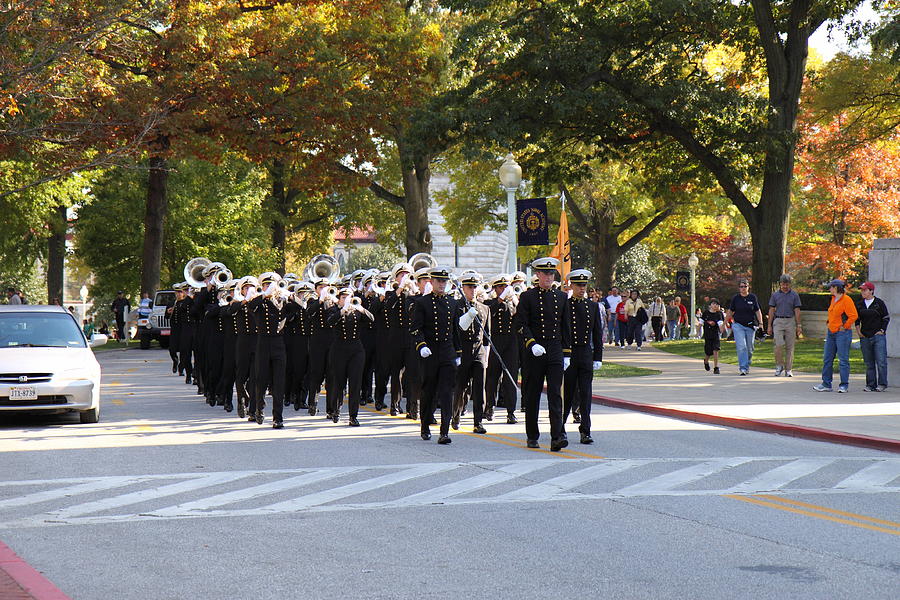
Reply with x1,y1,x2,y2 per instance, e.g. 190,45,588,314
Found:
596,362,660,378
92,339,162,352
653,338,867,374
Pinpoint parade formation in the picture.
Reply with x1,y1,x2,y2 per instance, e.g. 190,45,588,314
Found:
165,253,602,449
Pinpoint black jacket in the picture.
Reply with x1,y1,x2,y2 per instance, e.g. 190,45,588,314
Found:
514,286,566,349
410,293,461,363
855,296,890,337
562,296,603,361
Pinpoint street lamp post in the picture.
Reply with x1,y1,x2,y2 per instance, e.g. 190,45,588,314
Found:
499,153,522,274
687,252,699,339
79,285,89,326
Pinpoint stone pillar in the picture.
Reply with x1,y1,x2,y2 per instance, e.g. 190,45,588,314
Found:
868,238,900,382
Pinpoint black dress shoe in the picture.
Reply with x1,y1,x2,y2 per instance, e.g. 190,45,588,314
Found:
507,413,518,424
224,401,233,413
421,431,432,441
178,369,184,377
332,414,339,423
580,434,594,444
348,417,360,427
255,411,264,425
437,435,451,445
247,415,256,422
284,397,292,407
172,362,178,373
272,421,284,429
526,440,540,449
185,374,191,384
374,402,384,411
519,407,526,413
451,417,460,431
237,401,246,419
429,416,438,426
473,423,487,434
573,414,581,424
390,406,397,416
550,438,569,452
308,406,317,416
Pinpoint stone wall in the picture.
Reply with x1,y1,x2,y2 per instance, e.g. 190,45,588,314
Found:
868,239,900,359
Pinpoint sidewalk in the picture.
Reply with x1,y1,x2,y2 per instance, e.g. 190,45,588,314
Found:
593,345,900,453
0,541,70,600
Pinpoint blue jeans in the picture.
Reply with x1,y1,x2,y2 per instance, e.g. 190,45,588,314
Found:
732,322,756,372
667,319,678,341
616,320,627,346
821,328,851,389
859,334,888,388
607,317,617,344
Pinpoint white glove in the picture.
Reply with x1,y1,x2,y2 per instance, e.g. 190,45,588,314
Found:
455,357,462,367
499,286,513,300
419,346,432,358
563,357,571,370
593,361,602,370
318,288,329,302
531,343,546,357
423,281,433,295
458,306,478,330
265,282,278,297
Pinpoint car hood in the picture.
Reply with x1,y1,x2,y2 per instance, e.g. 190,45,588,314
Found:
0,347,100,376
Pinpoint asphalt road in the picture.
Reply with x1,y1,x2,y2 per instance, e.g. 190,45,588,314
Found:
1,349,898,600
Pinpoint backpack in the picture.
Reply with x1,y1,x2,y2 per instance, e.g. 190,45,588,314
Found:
637,306,649,325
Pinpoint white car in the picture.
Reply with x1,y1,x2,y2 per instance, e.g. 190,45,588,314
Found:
0,305,108,423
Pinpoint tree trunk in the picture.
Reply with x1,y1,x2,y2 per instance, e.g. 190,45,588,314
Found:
589,233,621,291
269,159,288,275
398,141,432,257
140,154,168,296
46,203,66,304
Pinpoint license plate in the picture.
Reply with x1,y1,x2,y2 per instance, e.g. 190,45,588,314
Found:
9,386,37,400
160,329,170,336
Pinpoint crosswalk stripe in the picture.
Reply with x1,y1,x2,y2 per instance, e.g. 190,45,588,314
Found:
0,477,138,509
51,472,254,518
394,460,558,505
835,460,900,490
726,458,835,493
614,458,751,496
152,468,361,516
261,463,456,512
495,460,642,501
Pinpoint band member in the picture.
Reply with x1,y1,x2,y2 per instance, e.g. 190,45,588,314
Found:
370,272,391,411
217,285,238,413
305,279,336,416
484,275,519,424
232,279,259,420
514,257,568,451
383,263,413,415
175,286,196,385
359,272,379,407
325,288,374,426
251,274,287,428
562,269,603,445
403,267,431,420
167,285,183,374
453,272,489,433
411,267,461,444
284,282,313,412
203,291,226,408
510,270,529,413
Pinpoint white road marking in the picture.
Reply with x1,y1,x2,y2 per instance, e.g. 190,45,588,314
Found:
614,458,751,496
395,460,557,505
0,477,138,509
834,459,900,489
495,460,643,501
726,458,835,493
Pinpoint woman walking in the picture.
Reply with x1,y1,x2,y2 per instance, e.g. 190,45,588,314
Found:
726,279,763,376
624,289,646,350
649,295,666,342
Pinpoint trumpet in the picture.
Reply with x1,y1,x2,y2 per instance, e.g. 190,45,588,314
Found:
511,282,527,296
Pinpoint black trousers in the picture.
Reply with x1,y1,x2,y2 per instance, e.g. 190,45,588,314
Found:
255,335,286,423
217,331,237,403
383,329,406,409
205,331,224,402
373,327,391,406
485,334,519,414
522,340,565,443
563,346,594,435
453,349,485,424
169,325,181,367
115,316,125,341
235,334,256,413
403,343,422,415
328,340,364,418
420,356,457,437
306,330,333,409
360,329,376,402
178,325,194,379
285,333,309,404
651,316,663,342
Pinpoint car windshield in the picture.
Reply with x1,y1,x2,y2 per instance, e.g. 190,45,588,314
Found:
155,291,176,307
0,313,86,348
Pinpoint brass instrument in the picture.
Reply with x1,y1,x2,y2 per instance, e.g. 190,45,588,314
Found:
184,257,211,289
408,252,436,273
303,254,340,283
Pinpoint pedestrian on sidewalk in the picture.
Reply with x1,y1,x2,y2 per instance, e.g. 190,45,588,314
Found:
649,295,665,341
624,289,646,350
855,282,889,392
615,296,628,347
726,279,763,376
665,299,680,340
813,279,858,393
702,299,726,374
767,274,802,377
674,296,688,339
605,287,622,345
111,291,130,342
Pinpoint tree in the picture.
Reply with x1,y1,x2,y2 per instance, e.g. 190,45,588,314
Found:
788,114,900,279
447,0,876,298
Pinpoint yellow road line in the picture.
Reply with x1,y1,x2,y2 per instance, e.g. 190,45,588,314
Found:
724,495,900,537
754,494,900,530
109,399,125,406
360,405,602,460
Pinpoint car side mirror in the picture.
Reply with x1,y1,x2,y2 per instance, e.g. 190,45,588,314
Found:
90,333,108,347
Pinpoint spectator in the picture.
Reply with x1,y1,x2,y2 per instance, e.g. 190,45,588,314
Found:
624,289,646,350
674,296,688,339
67,305,76,314
649,295,665,342
83,318,95,338
813,279,858,393
111,291,130,342
6,287,22,305
665,299,680,341
767,273,802,377
137,292,153,318
51,297,61,306
726,279,763,376
615,296,628,347
702,298,726,374
605,286,622,345
855,282,889,392
98,320,110,335
18,290,27,304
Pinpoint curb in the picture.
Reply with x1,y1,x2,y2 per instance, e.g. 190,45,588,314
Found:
0,541,71,600
590,393,900,454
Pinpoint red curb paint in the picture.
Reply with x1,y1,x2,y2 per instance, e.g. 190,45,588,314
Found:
0,541,72,600
591,393,900,454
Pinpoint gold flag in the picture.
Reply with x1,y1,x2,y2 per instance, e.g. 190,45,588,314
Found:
549,194,570,280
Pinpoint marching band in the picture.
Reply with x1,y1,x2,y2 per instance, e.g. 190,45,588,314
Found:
165,254,604,448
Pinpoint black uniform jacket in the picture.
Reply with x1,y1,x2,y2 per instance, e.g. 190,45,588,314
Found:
561,296,603,361
410,293,461,363
514,286,566,349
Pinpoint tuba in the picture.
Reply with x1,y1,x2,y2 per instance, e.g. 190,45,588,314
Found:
184,257,211,289
409,252,436,273
303,254,340,283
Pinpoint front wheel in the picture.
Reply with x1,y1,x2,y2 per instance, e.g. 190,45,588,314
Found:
139,331,151,349
158,336,170,349
79,406,100,424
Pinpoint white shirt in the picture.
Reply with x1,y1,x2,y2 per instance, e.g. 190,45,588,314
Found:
864,298,874,308
605,295,622,311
